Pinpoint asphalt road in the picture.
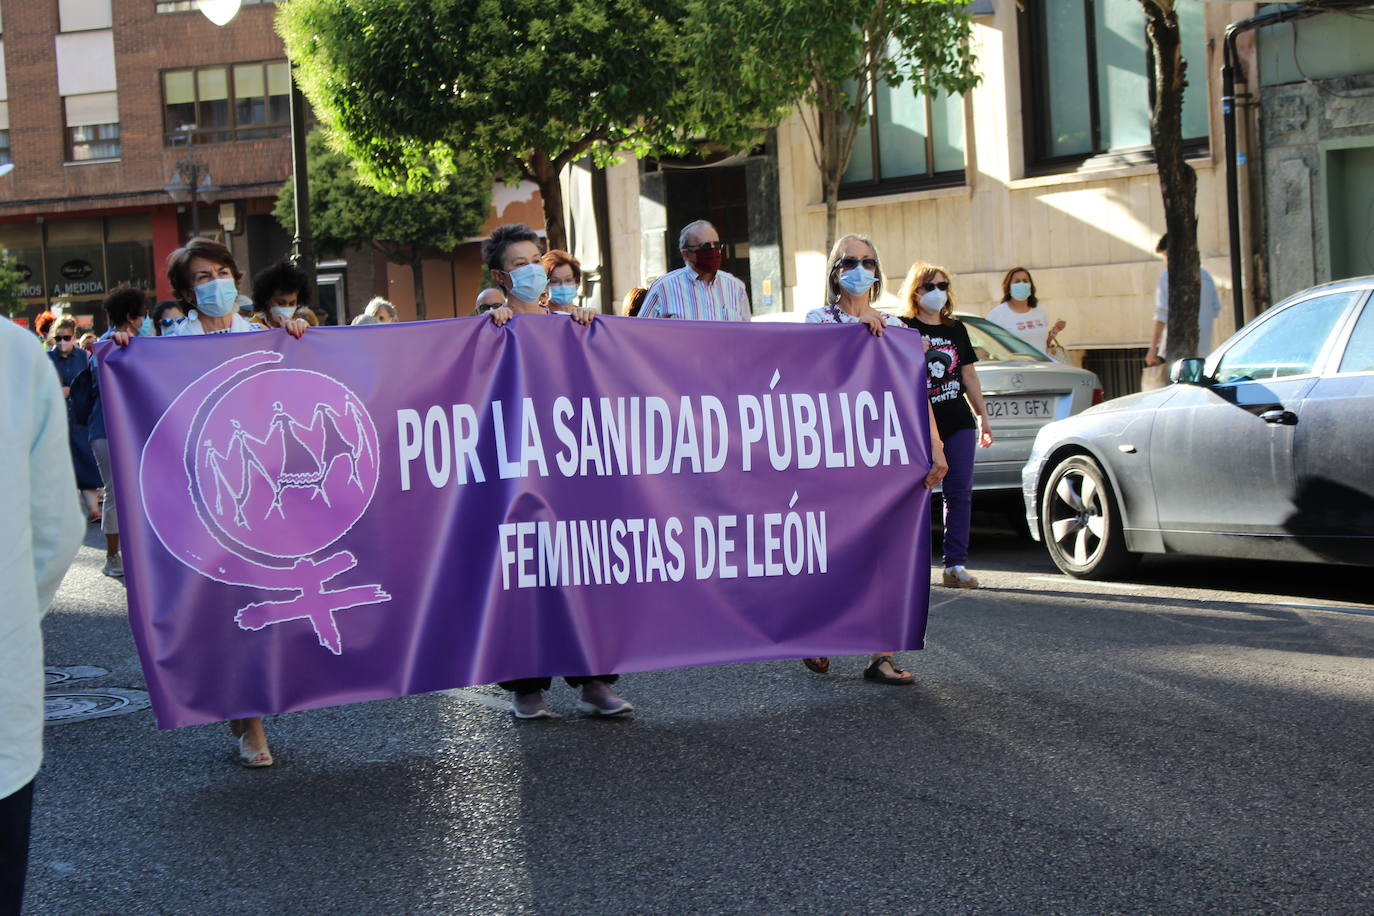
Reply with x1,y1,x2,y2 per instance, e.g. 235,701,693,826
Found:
26,515,1374,915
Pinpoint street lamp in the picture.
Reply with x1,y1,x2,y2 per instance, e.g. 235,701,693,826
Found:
164,158,219,239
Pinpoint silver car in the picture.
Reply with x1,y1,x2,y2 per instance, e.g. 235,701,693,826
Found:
1022,276,1374,578
954,313,1103,492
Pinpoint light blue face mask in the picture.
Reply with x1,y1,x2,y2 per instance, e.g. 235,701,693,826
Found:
505,262,548,303
838,266,876,296
1010,281,1033,301
194,277,239,317
139,315,155,337
547,284,578,307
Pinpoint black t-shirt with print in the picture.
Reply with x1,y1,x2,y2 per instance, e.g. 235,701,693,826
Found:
901,315,978,437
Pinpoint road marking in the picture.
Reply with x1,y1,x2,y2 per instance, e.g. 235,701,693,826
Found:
443,687,512,711
1025,575,1141,591
1274,601,1374,618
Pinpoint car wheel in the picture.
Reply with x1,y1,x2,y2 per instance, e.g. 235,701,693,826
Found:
1040,454,1139,579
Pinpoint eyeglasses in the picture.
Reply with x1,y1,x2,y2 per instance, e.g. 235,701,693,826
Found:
918,281,950,293
54,334,73,342
160,316,187,328
685,241,725,251
837,257,879,271
547,279,579,287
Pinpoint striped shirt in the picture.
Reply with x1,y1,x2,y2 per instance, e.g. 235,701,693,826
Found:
641,266,751,322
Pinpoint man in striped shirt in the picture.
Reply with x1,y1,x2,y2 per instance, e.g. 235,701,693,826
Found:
641,219,751,321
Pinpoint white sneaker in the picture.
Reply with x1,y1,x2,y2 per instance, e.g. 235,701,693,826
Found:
941,565,979,588
510,691,554,719
576,681,634,716
102,555,124,578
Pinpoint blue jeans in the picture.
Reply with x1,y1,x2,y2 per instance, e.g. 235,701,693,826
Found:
940,427,976,568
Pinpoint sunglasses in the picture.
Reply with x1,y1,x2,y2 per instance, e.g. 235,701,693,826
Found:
919,281,950,293
54,334,73,342
837,257,879,271
160,316,187,328
685,241,725,251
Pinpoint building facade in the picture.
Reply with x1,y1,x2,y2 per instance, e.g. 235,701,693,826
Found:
0,0,299,331
603,0,1257,397
0,0,543,331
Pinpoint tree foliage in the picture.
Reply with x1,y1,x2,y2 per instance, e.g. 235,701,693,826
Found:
0,250,25,316
685,0,981,252
278,0,770,251
275,130,490,320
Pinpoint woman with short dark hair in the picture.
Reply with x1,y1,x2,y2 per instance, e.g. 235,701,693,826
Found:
478,225,628,719
110,243,309,767
252,260,311,329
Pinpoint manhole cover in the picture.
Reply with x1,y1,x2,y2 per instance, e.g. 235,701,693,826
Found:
44,688,150,724
44,665,109,686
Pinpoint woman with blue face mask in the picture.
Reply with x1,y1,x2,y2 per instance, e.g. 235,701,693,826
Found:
109,238,309,769
477,224,624,721
799,233,948,686
482,224,597,329
985,267,1066,359
540,248,583,314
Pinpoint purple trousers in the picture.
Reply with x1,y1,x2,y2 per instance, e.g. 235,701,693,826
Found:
940,427,976,568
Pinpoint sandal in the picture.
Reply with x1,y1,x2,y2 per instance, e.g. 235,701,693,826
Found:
863,656,914,686
802,657,830,674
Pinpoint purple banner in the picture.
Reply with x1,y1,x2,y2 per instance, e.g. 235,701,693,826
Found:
98,316,933,728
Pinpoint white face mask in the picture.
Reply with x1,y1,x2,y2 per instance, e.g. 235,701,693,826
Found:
919,288,948,313
270,306,296,324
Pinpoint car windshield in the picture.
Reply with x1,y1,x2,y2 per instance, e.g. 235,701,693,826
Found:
958,314,1051,362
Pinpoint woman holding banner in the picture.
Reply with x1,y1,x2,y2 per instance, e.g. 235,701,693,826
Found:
799,234,948,686
483,224,632,719
112,238,311,767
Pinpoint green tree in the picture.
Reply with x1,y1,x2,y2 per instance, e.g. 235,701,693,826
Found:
1141,0,1201,361
0,250,25,317
686,0,980,253
277,0,767,252
275,131,490,320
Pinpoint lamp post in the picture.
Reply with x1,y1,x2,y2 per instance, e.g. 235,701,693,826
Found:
164,158,218,239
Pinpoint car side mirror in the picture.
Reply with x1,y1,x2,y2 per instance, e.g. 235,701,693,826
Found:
1170,358,1208,385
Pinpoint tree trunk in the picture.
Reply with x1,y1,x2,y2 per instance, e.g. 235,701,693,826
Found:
1143,0,1201,362
409,257,427,321
820,104,844,256
528,151,568,252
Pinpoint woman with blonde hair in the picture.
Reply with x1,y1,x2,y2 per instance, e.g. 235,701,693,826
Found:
899,263,992,589
799,234,948,685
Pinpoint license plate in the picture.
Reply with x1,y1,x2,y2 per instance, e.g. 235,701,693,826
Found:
986,396,1055,419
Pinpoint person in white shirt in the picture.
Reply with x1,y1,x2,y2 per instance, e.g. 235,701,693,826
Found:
986,267,1065,358
0,320,85,913
640,219,751,321
1147,233,1222,367
113,238,309,767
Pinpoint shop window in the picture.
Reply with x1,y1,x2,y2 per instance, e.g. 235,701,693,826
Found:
0,222,47,305
840,39,967,198
64,92,121,161
1019,0,1209,173
163,61,290,146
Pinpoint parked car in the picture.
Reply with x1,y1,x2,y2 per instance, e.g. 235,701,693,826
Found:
1022,276,1374,578
753,307,1104,494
